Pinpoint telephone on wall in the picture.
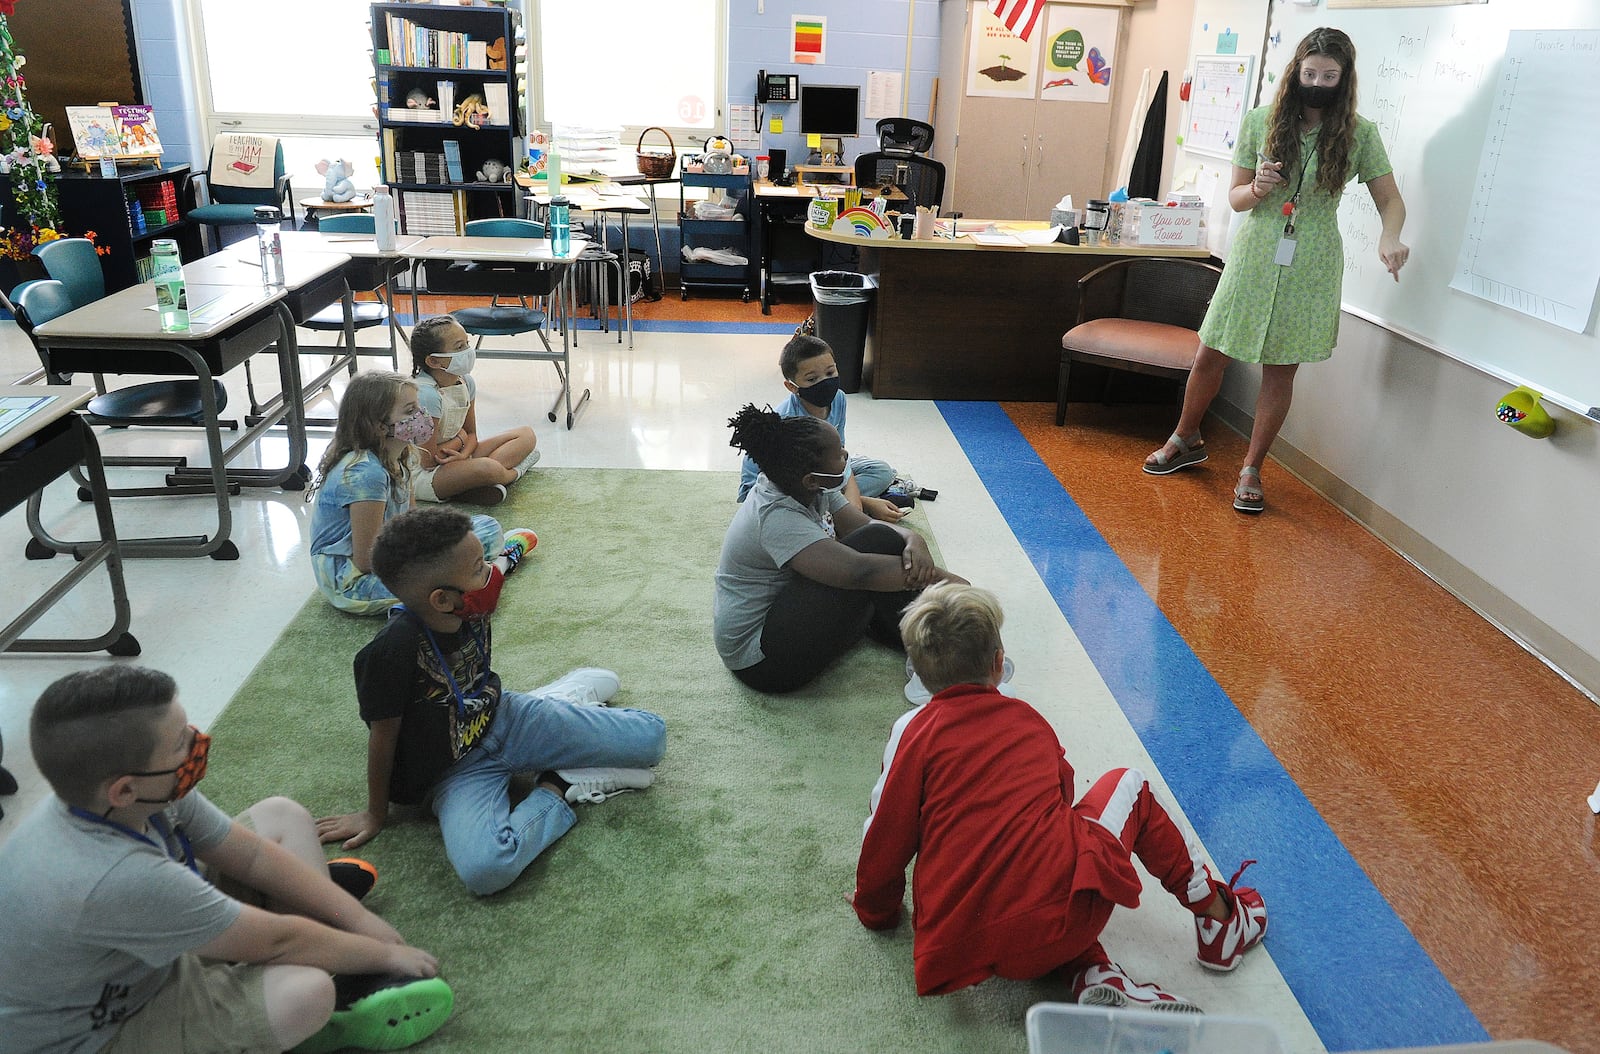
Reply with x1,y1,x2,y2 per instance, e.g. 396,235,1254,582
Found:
758,70,798,103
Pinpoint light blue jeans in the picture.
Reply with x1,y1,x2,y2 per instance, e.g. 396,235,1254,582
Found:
429,682,666,896
848,455,895,498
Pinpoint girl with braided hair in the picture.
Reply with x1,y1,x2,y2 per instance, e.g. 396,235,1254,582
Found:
714,404,965,693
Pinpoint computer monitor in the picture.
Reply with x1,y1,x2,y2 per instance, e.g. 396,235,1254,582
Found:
798,84,861,138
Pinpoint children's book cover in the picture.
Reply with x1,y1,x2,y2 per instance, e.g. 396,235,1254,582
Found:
112,105,163,157
65,106,118,159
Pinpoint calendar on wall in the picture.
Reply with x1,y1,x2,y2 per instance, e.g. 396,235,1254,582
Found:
1183,54,1256,160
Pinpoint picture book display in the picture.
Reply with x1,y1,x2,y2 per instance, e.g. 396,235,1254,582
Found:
64,104,162,160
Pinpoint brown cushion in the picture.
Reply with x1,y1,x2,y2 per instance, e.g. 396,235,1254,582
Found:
1062,318,1199,371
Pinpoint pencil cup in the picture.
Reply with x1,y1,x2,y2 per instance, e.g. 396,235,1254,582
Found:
1495,386,1554,438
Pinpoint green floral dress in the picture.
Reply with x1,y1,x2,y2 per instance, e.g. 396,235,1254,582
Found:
1198,106,1391,364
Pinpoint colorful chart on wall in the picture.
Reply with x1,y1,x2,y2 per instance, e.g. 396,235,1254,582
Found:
1182,54,1255,158
792,15,826,65
1038,4,1120,104
965,2,1040,99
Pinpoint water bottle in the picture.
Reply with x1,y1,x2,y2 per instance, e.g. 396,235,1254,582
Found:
150,239,189,332
546,146,562,190
254,205,286,289
549,196,571,257
372,185,398,252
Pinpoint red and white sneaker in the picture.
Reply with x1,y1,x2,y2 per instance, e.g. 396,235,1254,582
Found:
1069,962,1200,1014
1196,859,1268,972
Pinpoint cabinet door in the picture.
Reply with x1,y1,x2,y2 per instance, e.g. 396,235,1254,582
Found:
1027,103,1114,216
951,96,1035,218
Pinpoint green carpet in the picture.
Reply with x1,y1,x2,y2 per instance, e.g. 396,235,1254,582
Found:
205,469,1057,1053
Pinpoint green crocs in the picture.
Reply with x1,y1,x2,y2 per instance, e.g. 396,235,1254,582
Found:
294,976,454,1054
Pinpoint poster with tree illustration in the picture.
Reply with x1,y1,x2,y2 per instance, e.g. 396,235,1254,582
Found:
1038,5,1119,104
964,2,1039,99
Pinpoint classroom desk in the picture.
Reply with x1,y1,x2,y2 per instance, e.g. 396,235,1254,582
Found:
805,220,1212,400
1,386,138,657
32,283,304,560
403,235,593,428
516,171,677,289
526,187,648,347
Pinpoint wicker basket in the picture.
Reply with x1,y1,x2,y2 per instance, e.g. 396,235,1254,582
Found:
636,127,677,178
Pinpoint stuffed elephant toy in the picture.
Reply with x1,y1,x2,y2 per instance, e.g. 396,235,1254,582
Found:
476,159,512,184
316,159,357,202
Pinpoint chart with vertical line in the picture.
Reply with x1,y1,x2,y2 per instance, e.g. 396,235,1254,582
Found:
1183,55,1255,160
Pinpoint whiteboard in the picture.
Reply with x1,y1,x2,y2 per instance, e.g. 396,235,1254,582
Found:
1265,1,1600,416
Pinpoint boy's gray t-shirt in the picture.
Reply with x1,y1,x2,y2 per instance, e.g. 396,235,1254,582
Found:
0,792,240,1054
714,475,848,670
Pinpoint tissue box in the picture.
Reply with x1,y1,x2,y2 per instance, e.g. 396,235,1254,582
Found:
1132,205,1203,247
1049,207,1078,229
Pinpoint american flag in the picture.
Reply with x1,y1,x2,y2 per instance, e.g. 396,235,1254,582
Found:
988,0,1047,41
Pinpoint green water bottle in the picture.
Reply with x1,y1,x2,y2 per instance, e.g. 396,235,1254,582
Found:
150,239,189,332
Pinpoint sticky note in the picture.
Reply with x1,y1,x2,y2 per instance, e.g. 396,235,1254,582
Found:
807,133,822,149
1217,31,1238,54
769,117,784,134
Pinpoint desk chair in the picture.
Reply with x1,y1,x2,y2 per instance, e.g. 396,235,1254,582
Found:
1055,257,1223,426
14,280,217,503
188,136,295,253
875,118,935,156
853,152,946,213
31,238,235,431
424,217,590,429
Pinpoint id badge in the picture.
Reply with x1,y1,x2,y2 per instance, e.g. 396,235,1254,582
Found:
1274,236,1297,267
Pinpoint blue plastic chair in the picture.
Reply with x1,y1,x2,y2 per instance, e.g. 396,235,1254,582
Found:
423,217,589,428
301,212,397,368
188,137,296,252
30,239,232,429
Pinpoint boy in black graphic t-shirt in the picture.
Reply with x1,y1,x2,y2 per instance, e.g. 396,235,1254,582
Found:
316,507,667,896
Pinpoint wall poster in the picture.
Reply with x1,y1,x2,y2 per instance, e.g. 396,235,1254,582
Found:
1038,4,1120,104
965,2,1040,99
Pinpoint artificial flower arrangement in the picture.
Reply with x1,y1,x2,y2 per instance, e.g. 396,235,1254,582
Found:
0,3,62,231
0,224,109,261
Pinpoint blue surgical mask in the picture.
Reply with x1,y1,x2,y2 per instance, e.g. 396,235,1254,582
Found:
441,348,476,376
796,376,842,408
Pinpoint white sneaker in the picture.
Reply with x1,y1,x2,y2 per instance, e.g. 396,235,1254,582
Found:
542,668,620,707
905,656,1016,707
513,449,541,480
555,767,654,804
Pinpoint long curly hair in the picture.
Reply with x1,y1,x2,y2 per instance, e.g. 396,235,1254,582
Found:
728,403,837,505
1264,27,1359,196
310,371,416,497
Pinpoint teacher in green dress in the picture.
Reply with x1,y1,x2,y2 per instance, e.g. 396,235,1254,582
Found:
1143,27,1409,513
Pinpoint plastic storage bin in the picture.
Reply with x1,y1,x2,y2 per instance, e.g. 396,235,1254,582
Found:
809,270,876,393
1025,1003,1285,1054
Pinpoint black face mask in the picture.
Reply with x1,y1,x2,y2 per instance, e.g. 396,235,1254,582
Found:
1297,82,1341,110
795,376,842,409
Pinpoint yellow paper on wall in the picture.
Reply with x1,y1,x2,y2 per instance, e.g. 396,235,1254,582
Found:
769,117,784,134
806,133,821,149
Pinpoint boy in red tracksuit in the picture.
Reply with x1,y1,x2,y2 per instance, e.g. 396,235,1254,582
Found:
852,583,1268,1010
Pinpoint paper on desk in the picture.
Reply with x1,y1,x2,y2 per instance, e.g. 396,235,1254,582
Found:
0,394,52,441
968,230,1024,246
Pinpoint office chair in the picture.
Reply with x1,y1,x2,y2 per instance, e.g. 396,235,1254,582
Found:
423,217,591,429
188,135,295,253
1056,257,1223,426
32,238,234,430
875,117,935,156
853,152,946,213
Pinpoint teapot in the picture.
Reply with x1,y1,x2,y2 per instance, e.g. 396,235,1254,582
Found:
702,136,735,175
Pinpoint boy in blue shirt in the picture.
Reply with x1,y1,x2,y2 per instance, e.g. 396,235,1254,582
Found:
737,334,906,522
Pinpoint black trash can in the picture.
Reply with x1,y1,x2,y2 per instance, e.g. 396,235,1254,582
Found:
809,270,876,393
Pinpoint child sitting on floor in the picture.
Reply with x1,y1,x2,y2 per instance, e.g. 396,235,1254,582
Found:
0,665,452,1054
853,582,1268,1010
410,315,541,508
737,334,907,523
307,370,536,616
315,506,667,896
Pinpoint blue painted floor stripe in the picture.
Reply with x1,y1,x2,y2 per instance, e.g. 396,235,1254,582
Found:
939,401,1487,1052
392,313,794,335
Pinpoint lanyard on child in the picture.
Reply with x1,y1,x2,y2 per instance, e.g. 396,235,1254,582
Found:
396,604,486,718
68,806,198,875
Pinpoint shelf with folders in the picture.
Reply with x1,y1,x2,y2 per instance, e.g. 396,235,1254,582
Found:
371,1,522,234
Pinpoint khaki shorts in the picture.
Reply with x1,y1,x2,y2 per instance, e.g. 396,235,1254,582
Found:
412,463,443,503
103,953,278,1054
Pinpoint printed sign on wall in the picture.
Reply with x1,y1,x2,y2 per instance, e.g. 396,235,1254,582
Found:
792,15,826,65
1038,4,1119,104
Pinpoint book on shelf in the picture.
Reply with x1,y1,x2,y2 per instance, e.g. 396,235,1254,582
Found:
385,12,478,70
442,140,464,184
483,83,509,126
468,40,488,70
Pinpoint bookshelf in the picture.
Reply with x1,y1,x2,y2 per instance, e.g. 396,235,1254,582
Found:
56,164,202,292
371,2,522,235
